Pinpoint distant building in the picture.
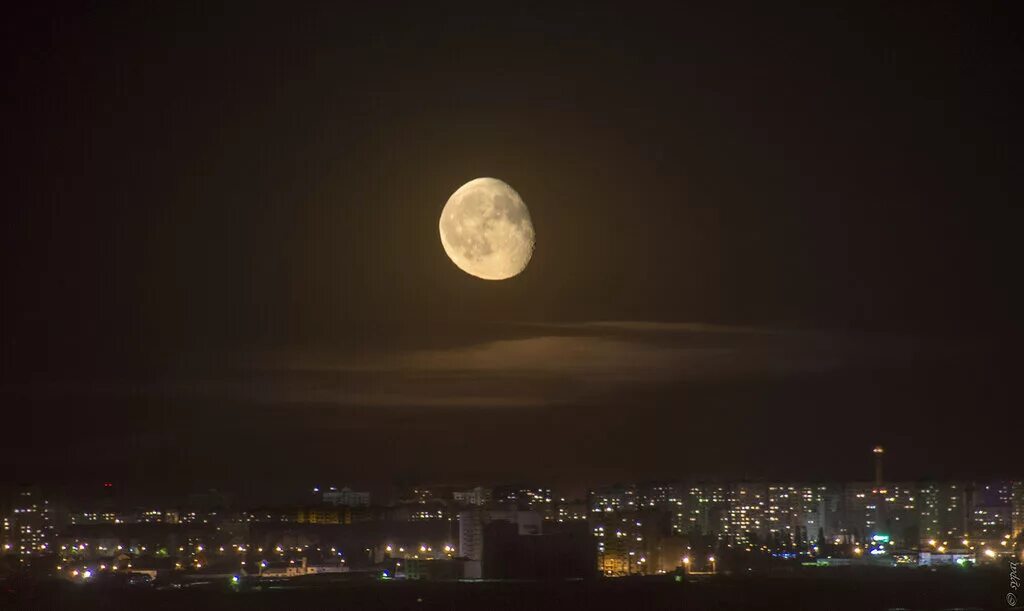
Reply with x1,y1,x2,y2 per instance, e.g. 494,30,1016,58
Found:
1013,481,1024,540
401,557,466,580
68,511,117,526
458,509,543,578
321,487,370,507
839,482,875,542
723,483,767,547
453,487,491,507
481,520,596,580
555,501,588,523
260,557,349,577
589,509,673,576
589,485,638,515
971,481,1014,540
765,484,827,548
2,489,56,558
296,507,347,524
918,550,973,566
408,502,447,521
676,484,729,536
918,482,968,543
491,486,554,519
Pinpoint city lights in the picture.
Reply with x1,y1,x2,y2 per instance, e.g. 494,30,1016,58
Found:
1,474,1021,587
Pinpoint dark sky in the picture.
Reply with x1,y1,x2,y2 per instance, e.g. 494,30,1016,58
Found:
2,3,1020,502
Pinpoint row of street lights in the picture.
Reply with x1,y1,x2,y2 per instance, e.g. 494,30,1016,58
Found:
681,555,716,574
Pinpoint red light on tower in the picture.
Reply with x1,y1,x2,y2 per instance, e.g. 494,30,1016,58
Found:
103,482,113,488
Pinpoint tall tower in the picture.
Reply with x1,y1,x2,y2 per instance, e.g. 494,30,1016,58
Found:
872,446,884,487
870,446,888,540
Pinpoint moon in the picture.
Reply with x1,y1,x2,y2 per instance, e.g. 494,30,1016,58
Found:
439,177,535,280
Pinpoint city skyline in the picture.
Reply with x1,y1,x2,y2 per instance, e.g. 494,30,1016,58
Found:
2,2,1021,595
4,443,1022,512
6,468,1023,574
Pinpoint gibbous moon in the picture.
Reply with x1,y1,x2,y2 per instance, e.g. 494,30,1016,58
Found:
439,177,535,280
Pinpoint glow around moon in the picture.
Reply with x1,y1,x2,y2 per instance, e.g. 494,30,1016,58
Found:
439,177,535,280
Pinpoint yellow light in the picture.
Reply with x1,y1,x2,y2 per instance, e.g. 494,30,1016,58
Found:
853,547,862,555
984,549,996,558
928,539,936,546
682,557,690,564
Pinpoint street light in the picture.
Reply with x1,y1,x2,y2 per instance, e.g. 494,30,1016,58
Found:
682,556,690,573
708,555,716,573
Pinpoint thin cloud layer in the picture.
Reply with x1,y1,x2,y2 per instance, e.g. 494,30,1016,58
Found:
7,321,919,409
230,322,886,407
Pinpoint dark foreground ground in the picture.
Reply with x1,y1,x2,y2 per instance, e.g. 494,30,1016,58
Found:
0,568,1011,611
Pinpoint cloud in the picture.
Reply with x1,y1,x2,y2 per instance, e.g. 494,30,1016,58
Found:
13,321,913,409
528,321,780,334
231,322,857,407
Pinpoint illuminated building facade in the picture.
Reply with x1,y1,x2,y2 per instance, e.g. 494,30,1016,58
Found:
970,481,1014,540
918,482,967,544
2,490,56,558
1013,481,1024,540
722,483,766,547
453,487,491,506
321,487,370,507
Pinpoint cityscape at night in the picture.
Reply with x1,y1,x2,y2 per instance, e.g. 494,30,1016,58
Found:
4,447,1023,597
2,1,1020,610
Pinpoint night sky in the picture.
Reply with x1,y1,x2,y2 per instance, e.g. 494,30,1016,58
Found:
2,3,1020,502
